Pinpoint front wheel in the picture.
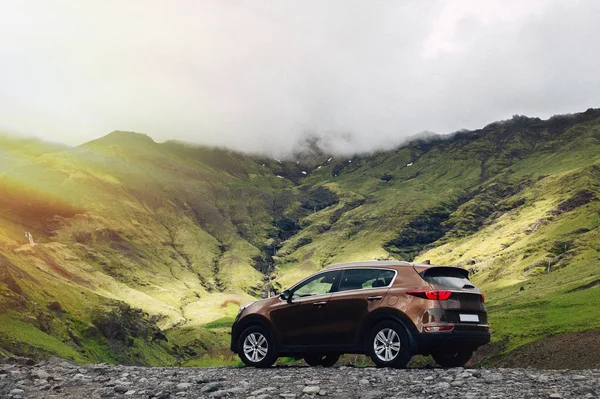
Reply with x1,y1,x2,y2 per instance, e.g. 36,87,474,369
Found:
367,321,412,368
238,326,277,368
304,354,340,367
432,350,473,368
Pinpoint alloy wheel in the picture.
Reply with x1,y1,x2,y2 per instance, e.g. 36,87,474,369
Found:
373,328,401,362
243,332,269,363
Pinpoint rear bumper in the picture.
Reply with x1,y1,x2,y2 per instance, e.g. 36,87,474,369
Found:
414,328,490,354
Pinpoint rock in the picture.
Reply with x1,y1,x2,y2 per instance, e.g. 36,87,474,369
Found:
47,301,64,312
33,378,48,386
125,390,136,396
59,361,77,369
252,387,275,395
484,373,504,383
256,395,274,399
549,394,562,399
303,386,320,394
6,356,35,366
361,391,385,399
176,382,192,390
209,389,231,398
201,381,224,393
115,385,129,393
10,388,25,395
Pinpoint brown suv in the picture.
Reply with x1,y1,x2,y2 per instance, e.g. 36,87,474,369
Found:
231,261,490,368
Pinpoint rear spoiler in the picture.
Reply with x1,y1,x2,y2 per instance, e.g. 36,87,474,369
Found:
415,266,470,278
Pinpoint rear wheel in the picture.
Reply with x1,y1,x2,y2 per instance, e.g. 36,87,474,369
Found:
304,354,340,367
238,326,277,368
367,321,411,368
432,350,473,368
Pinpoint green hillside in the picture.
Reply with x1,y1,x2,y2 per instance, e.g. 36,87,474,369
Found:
1,108,599,366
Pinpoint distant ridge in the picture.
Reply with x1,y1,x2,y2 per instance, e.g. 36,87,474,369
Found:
80,130,156,149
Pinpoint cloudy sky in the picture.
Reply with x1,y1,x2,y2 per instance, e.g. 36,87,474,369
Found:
0,0,598,155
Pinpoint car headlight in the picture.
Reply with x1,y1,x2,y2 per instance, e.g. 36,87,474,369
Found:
238,302,253,315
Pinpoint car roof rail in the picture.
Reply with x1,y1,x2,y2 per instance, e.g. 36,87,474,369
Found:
325,260,426,269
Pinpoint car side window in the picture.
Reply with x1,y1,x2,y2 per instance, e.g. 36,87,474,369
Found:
338,269,395,291
292,271,340,299
376,269,395,287
339,269,378,291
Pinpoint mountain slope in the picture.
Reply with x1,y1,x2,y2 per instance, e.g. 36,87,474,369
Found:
0,109,599,366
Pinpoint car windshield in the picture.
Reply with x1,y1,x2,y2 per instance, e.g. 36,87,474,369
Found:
421,267,475,289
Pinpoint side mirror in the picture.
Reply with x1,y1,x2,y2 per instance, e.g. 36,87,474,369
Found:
280,289,293,303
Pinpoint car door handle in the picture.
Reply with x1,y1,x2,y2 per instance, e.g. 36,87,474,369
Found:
313,302,327,306
367,296,383,301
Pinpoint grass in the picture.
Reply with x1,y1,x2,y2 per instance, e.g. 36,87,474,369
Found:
488,284,600,352
204,316,236,329
182,355,242,367
0,313,86,363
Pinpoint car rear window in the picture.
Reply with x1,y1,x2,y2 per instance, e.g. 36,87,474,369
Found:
420,267,475,289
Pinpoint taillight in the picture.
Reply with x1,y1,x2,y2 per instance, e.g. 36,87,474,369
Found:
406,290,452,300
481,294,485,303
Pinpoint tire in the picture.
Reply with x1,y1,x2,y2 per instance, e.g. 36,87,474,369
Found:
304,354,340,367
237,325,277,368
432,350,473,368
367,321,412,368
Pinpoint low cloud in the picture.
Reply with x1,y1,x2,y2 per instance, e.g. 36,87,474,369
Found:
0,0,599,155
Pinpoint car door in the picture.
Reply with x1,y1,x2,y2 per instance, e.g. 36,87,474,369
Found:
269,270,341,346
321,268,396,346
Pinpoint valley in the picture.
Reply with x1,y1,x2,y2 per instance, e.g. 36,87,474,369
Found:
1,108,599,367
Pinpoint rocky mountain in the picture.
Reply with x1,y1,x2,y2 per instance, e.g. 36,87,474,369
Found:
0,108,599,366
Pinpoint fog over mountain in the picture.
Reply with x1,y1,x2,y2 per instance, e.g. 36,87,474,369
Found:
1,0,599,155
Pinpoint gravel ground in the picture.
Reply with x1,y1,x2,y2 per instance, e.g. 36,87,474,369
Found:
1,357,599,399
